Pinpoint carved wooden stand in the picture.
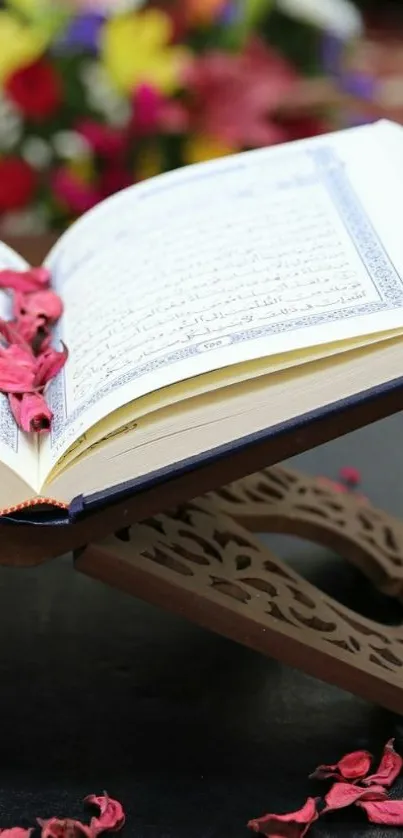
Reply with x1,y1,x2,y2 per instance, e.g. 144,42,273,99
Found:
76,465,403,714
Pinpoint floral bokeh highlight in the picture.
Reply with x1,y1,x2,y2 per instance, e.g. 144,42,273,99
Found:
0,0,396,233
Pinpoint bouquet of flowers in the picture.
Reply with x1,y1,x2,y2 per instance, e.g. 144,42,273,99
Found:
0,0,366,234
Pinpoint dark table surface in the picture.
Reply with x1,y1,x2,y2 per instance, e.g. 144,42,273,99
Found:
1,413,403,838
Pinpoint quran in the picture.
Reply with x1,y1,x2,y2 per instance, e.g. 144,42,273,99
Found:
1,118,403,517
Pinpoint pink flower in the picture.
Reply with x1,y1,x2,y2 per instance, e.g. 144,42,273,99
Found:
131,83,189,136
9,392,53,434
183,39,298,148
52,168,99,215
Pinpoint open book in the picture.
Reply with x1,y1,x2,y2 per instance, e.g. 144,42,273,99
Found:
2,118,403,518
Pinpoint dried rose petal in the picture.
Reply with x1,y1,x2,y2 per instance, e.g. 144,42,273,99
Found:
310,749,372,782
247,797,318,838
339,466,361,486
14,290,63,324
35,343,68,389
0,318,32,350
0,830,34,838
38,819,91,838
0,344,36,393
357,799,403,824
0,267,50,292
84,794,125,834
9,391,53,433
13,314,47,347
322,782,387,813
363,739,403,788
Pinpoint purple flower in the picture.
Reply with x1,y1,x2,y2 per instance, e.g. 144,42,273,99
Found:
54,13,105,53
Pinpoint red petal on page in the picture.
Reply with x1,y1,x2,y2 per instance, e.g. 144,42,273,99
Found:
15,315,47,347
0,344,36,392
9,391,53,433
84,794,125,834
0,267,50,292
38,818,92,838
0,317,31,350
35,343,68,388
310,749,372,781
363,739,403,788
0,829,33,838
14,290,63,324
322,783,387,813
357,799,403,825
247,797,318,838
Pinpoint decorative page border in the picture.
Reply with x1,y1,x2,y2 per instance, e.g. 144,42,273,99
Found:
49,146,403,442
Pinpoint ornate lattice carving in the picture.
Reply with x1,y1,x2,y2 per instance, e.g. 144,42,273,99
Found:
77,495,403,714
209,465,403,601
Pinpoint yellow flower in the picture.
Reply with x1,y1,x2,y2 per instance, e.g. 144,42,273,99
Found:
7,0,70,38
68,156,94,184
101,9,189,94
184,135,235,165
0,12,47,82
136,145,163,181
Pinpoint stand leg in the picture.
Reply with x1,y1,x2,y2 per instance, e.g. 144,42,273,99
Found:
209,465,403,601
76,492,403,713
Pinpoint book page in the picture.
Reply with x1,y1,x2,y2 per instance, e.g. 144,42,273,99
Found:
39,120,403,482
0,242,39,490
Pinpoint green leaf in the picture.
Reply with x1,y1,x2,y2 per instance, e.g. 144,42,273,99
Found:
244,0,273,27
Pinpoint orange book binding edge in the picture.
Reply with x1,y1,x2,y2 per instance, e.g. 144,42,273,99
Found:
0,497,68,517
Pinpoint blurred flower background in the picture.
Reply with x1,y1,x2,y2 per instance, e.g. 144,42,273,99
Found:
0,0,400,233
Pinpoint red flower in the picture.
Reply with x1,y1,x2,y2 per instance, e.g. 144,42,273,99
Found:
183,39,298,148
5,59,62,120
0,158,36,212
99,166,133,199
76,120,127,159
52,168,99,215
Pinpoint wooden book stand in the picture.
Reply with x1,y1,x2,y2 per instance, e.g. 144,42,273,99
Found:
2,237,403,714
76,464,403,715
